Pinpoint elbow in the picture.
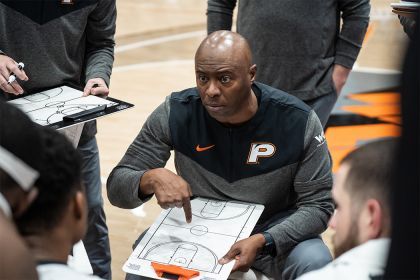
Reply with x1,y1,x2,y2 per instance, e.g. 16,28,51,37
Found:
106,170,126,208
106,173,119,207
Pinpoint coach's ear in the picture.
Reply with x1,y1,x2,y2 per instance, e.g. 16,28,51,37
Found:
249,64,257,83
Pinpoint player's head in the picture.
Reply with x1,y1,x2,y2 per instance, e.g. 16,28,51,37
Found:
0,102,45,218
329,138,397,257
195,31,257,125
15,127,88,244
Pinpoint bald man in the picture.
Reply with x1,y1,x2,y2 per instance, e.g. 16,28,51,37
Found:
108,31,334,279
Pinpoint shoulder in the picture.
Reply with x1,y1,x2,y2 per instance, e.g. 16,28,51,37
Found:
297,263,340,280
255,82,312,132
255,82,311,115
169,87,200,104
168,87,203,122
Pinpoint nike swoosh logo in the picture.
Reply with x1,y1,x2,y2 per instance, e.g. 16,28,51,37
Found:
196,144,215,152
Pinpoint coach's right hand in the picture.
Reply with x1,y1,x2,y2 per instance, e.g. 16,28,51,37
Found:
140,168,193,223
0,55,28,95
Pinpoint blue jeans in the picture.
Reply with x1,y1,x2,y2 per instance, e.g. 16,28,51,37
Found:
78,138,112,279
250,210,332,279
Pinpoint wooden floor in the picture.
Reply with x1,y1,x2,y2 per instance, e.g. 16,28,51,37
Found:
96,1,407,278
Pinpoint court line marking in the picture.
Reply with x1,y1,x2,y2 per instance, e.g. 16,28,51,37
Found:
114,7,394,54
113,59,194,73
115,30,205,53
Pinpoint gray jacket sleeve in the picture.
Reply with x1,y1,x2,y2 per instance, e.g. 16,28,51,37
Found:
84,0,116,86
335,0,370,68
207,0,237,34
266,110,334,257
107,98,173,209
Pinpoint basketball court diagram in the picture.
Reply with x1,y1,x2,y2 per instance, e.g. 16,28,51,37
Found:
124,198,264,280
8,86,117,125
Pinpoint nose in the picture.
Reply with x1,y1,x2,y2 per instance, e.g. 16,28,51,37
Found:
328,210,337,229
206,80,221,98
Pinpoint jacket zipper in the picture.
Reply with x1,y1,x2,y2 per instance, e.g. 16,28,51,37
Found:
229,128,233,182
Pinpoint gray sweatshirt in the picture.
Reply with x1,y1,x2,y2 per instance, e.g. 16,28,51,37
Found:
207,0,370,100
0,0,116,144
107,82,334,257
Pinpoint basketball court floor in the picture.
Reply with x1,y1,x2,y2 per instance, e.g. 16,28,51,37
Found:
96,1,407,278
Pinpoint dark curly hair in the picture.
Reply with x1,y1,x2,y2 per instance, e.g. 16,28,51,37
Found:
0,102,45,193
15,127,83,234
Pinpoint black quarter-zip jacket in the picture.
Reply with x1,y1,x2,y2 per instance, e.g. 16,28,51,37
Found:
107,82,333,257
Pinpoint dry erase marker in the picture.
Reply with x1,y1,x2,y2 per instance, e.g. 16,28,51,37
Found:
7,62,25,84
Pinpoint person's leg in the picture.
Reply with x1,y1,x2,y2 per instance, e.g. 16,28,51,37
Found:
281,237,332,279
250,211,332,279
305,91,338,128
79,137,112,279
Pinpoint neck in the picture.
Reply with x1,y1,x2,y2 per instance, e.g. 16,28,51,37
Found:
221,89,258,126
24,228,74,263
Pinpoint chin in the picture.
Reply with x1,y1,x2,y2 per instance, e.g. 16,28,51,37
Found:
333,236,359,258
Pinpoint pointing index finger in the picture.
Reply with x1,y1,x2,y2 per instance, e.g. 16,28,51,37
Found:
183,197,192,223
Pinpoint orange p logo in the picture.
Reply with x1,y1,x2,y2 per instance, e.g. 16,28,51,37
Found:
247,143,276,164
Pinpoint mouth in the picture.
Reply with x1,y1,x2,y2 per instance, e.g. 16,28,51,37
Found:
205,104,224,113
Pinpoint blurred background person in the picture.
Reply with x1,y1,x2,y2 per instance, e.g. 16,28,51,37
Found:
15,128,104,280
207,0,370,127
298,138,397,279
0,102,48,280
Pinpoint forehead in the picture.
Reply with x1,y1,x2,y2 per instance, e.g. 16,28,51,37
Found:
195,47,245,71
333,164,351,198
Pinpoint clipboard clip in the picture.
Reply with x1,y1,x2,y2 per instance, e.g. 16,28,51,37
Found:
151,262,200,280
62,105,107,122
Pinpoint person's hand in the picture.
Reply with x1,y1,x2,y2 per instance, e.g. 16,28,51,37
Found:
218,234,266,272
398,15,416,39
0,55,28,95
332,64,351,96
140,168,193,223
83,78,109,96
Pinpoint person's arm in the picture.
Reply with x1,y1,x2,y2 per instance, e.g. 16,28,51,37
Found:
267,110,334,257
107,97,194,221
207,0,237,34
333,0,370,94
83,0,116,96
107,98,172,209
398,15,417,39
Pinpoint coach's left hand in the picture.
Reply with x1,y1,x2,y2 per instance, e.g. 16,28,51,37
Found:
218,234,266,272
83,78,109,96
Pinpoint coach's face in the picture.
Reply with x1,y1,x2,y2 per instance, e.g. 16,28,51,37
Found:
329,164,362,257
195,36,256,125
